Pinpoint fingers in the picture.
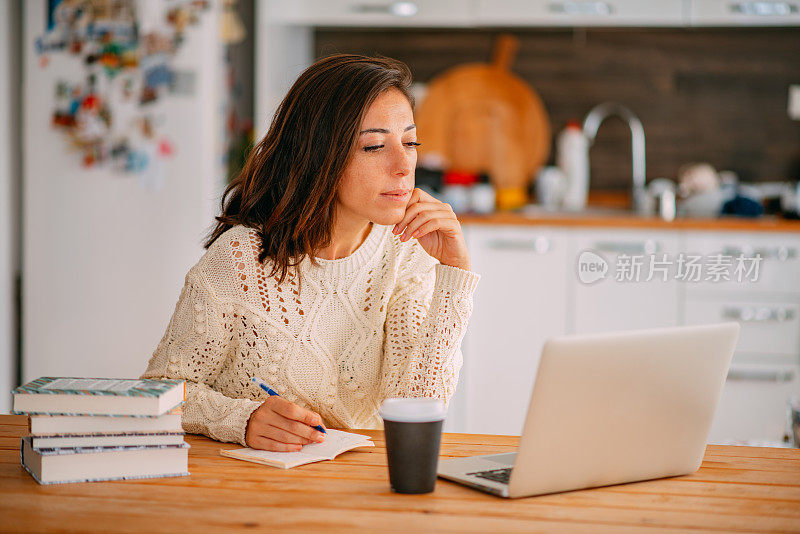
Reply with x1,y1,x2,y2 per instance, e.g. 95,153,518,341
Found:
270,396,323,427
394,201,444,227
395,209,455,241
266,397,326,442
262,423,314,445
394,201,452,235
405,187,423,207
248,434,303,452
267,411,327,442
407,216,456,240
247,399,328,451
406,187,437,205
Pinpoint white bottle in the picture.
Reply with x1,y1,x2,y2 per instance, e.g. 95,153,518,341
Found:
556,120,590,211
469,172,496,214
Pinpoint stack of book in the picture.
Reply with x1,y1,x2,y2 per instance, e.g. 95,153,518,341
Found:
12,377,189,485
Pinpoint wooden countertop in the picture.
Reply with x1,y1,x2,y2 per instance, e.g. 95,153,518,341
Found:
457,210,800,232
457,191,800,232
1,414,798,532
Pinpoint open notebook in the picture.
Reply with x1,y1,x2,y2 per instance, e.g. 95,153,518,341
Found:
219,429,374,469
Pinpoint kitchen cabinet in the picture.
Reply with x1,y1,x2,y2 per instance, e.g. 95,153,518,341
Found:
707,362,799,443
475,0,684,27
264,0,474,27
261,0,800,28
684,297,800,357
689,0,800,26
680,232,800,443
446,225,569,435
451,222,799,444
568,229,681,334
681,232,800,294
686,296,800,443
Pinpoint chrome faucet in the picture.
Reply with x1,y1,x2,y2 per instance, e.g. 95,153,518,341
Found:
582,103,647,215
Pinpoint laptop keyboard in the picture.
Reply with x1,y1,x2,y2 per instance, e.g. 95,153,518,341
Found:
466,467,512,485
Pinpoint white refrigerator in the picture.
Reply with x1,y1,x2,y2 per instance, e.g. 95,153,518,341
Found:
22,1,227,383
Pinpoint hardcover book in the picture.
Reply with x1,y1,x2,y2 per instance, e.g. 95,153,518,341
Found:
20,436,190,485
31,432,186,449
13,377,184,416
29,406,183,435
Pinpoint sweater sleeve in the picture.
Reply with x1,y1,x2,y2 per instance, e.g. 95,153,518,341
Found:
140,272,261,446
378,255,481,410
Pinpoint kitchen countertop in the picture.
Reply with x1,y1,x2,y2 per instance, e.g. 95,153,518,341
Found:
458,210,800,232
2,414,799,533
456,191,800,232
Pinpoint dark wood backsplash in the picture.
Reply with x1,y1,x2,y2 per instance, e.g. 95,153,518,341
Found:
315,27,800,190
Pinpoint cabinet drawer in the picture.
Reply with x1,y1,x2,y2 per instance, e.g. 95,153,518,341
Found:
689,0,800,26
707,363,799,443
682,233,800,294
267,0,474,26
684,298,800,355
569,230,681,334
475,0,684,26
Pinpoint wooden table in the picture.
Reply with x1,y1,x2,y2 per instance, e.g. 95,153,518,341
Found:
1,414,799,532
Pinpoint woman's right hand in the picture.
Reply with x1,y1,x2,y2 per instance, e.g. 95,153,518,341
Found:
245,396,327,451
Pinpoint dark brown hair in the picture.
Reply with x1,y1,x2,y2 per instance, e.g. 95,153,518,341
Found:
204,53,415,290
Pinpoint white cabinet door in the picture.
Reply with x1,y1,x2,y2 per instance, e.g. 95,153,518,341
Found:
681,231,800,444
682,232,800,295
684,297,800,356
475,0,684,26
266,0,474,26
569,230,682,335
453,225,568,435
707,363,799,444
689,0,800,26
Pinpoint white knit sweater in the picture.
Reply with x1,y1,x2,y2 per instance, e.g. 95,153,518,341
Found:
141,223,481,446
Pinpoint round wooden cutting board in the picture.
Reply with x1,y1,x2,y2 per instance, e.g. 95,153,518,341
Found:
415,34,551,210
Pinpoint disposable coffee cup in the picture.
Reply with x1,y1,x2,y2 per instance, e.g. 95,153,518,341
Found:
379,397,446,494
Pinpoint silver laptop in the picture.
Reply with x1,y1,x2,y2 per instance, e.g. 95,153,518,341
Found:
437,322,740,498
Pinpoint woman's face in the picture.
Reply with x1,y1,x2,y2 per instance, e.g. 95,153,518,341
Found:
336,88,418,226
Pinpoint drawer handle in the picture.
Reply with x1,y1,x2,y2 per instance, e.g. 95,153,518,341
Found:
722,306,796,322
487,237,551,254
729,2,798,16
349,1,418,16
720,245,797,261
592,240,658,255
548,1,614,16
727,367,796,382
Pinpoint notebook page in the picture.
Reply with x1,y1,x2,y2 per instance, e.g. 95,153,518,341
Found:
220,429,374,468
297,429,374,458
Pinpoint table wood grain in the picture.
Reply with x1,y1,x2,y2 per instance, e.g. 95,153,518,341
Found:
1,414,798,533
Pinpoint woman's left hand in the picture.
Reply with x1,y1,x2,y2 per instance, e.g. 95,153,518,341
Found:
392,187,471,271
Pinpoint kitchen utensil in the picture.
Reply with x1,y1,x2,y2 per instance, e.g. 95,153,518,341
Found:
414,34,551,211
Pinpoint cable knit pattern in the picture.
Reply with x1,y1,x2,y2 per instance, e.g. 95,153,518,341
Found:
141,223,480,446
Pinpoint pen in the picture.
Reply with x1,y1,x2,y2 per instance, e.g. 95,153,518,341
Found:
250,376,326,434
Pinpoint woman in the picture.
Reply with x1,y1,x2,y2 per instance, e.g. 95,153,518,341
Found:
141,54,481,452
